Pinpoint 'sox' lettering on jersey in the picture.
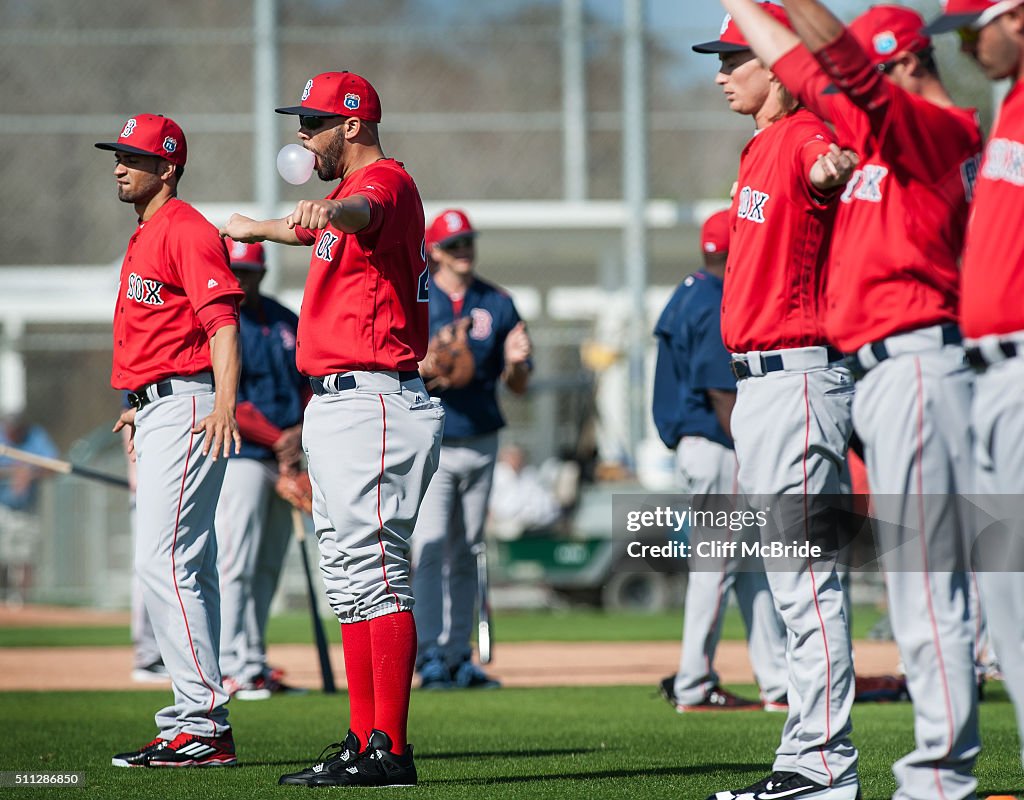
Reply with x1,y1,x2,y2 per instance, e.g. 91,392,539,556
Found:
126,273,165,306
961,152,982,202
981,138,1024,187
736,186,770,224
315,231,340,262
840,164,889,204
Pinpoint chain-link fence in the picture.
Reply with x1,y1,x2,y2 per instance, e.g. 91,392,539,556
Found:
0,0,989,609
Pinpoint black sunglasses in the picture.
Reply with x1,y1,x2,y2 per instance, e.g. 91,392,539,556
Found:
441,236,475,251
299,115,337,131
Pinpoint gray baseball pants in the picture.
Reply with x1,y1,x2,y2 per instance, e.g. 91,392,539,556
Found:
133,379,230,738
302,371,443,622
411,432,498,666
732,357,857,789
970,351,1024,769
671,435,788,706
853,338,979,800
215,457,292,682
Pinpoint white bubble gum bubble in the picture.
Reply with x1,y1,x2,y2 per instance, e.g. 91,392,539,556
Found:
277,144,315,185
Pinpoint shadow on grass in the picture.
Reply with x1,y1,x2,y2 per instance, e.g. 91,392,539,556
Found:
430,762,766,785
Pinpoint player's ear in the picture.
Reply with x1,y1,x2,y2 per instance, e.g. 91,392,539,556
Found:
158,159,177,182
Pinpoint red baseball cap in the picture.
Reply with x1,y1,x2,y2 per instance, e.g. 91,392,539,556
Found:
693,3,793,53
225,238,266,271
276,71,382,122
701,210,731,255
94,114,187,167
924,0,1024,34
426,209,477,250
849,6,931,65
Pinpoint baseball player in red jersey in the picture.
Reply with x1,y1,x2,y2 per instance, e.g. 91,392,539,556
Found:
97,114,244,768
221,71,443,788
927,0,1024,770
693,6,861,799
720,3,983,797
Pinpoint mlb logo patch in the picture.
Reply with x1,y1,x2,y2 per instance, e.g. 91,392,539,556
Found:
873,31,898,56
302,79,313,101
344,93,361,111
163,136,178,153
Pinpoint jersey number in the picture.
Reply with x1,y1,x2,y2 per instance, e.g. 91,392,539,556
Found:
416,237,429,302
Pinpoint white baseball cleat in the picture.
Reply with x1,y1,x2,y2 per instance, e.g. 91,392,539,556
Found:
707,771,860,800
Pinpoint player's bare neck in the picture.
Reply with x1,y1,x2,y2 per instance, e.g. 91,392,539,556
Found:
341,145,387,179
135,187,176,223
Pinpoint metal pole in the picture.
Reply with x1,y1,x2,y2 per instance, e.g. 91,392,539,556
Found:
562,0,587,201
253,0,281,291
622,0,648,465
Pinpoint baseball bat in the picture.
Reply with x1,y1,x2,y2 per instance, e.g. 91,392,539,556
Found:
474,542,493,665
291,507,336,694
0,442,130,490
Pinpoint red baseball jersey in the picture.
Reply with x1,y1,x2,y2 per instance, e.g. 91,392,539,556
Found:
721,109,837,353
773,35,982,352
961,82,1024,339
293,159,428,376
111,198,243,390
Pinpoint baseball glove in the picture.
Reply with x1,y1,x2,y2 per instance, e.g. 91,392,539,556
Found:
419,317,475,391
276,471,313,515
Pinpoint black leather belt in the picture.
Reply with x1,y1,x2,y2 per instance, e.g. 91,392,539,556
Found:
966,340,1019,369
126,381,173,411
731,347,843,380
841,323,962,377
309,371,420,396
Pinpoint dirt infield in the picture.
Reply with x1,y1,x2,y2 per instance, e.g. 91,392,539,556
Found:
0,606,902,692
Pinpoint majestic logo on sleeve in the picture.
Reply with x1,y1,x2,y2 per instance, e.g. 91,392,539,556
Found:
120,119,137,138
981,139,1024,187
736,186,770,224
840,165,889,204
315,231,340,261
961,152,982,201
126,273,165,306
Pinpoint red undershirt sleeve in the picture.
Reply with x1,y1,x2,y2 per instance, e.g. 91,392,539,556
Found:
235,401,283,447
195,296,240,339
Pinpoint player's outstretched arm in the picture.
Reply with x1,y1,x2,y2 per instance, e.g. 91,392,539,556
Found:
720,0,800,67
809,143,860,191
195,324,243,460
285,195,372,234
220,214,304,246
778,0,844,54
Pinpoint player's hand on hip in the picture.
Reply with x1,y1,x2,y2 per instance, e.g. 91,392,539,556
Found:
113,408,138,462
810,144,860,191
220,214,262,243
285,199,340,230
504,321,532,366
193,406,242,460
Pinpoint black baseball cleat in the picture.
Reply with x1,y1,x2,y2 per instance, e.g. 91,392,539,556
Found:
706,771,861,800
308,729,417,787
279,730,361,786
146,730,237,767
111,736,168,767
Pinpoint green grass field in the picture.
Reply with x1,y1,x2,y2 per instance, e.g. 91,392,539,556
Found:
0,605,889,648
0,685,1020,799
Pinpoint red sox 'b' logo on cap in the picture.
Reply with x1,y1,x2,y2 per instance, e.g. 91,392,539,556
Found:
121,119,137,138
302,79,313,101
445,212,463,232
